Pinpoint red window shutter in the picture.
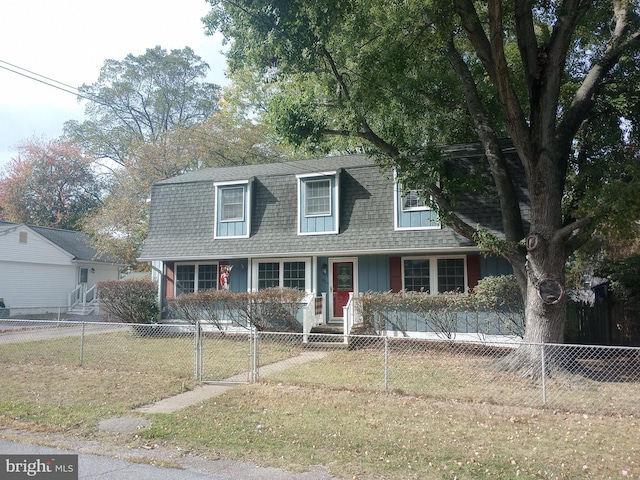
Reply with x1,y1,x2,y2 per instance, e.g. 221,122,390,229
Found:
467,254,481,292
389,257,402,293
165,262,175,300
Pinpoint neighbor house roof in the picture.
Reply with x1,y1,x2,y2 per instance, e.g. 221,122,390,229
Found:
0,221,122,264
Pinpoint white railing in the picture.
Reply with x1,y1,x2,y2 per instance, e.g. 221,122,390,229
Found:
342,292,362,343
84,284,96,305
68,284,99,313
302,293,326,343
68,285,83,309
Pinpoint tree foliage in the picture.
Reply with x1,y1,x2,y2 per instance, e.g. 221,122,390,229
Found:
83,108,301,269
203,0,640,347
0,138,103,229
64,46,221,166
596,254,640,305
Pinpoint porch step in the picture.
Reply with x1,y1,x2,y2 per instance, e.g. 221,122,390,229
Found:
310,324,344,335
305,324,347,349
68,302,99,316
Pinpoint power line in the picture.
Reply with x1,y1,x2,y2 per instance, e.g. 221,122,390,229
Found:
0,59,82,93
0,59,103,105
0,59,364,177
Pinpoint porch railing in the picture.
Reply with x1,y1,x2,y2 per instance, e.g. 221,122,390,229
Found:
343,292,362,343
302,293,326,343
68,284,98,310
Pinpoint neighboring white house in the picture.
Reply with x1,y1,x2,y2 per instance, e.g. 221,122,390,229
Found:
0,221,123,315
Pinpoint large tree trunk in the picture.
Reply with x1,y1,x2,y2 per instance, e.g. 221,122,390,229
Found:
495,141,568,375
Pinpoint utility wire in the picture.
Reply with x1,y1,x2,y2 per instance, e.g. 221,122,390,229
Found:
0,58,365,178
0,59,108,106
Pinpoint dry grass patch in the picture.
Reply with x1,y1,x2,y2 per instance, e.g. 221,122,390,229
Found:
267,347,640,416
2,330,640,479
141,382,639,480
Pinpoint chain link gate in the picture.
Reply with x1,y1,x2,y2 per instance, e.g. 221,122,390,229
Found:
194,321,258,384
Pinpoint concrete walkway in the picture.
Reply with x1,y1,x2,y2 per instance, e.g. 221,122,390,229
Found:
136,351,327,414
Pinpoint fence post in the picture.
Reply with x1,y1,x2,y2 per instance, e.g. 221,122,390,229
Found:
250,326,259,383
540,343,547,404
79,322,85,366
194,320,201,381
384,336,389,391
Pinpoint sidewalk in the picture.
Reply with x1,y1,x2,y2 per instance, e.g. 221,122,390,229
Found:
1,351,338,479
136,351,327,414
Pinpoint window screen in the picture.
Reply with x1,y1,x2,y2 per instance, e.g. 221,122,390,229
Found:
305,179,331,216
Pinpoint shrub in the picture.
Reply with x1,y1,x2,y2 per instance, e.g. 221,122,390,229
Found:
169,287,306,332
169,289,230,330
98,279,160,324
357,291,471,339
472,275,525,337
355,276,525,338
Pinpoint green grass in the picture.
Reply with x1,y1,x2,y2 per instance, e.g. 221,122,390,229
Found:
1,332,639,479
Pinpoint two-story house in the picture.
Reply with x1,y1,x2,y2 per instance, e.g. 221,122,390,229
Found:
139,141,524,330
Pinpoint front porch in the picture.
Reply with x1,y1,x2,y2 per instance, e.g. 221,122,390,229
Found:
68,283,99,315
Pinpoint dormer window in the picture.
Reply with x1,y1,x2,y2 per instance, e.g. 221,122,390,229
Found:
214,180,251,238
305,179,331,216
297,172,339,235
402,189,427,211
394,176,439,230
220,186,245,221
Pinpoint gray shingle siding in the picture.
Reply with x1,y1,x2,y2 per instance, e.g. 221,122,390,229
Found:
140,147,527,261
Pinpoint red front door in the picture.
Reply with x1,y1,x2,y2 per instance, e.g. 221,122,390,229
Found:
332,261,354,318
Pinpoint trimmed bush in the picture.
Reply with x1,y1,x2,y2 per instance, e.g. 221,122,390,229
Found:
98,279,160,324
169,287,306,332
355,275,525,338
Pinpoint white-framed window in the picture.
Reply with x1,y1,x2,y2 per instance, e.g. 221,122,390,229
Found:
175,263,218,296
214,180,250,239
220,186,245,222
402,256,466,294
401,189,428,211
393,175,439,231
304,179,332,216
253,258,310,291
297,172,339,235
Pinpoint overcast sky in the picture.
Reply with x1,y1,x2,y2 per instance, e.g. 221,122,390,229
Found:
0,0,228,169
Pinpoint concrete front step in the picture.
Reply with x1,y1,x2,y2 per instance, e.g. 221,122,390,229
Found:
310,324,344,335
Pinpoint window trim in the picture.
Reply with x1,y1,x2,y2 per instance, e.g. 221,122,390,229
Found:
401,256,467,294
251,257,312,293
296,172,339,236
303,178,332,217
174,262,219,296
214,180,251,239
219,185,245,222
393,178,440,231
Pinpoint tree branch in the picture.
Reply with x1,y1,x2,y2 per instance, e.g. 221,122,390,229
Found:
455,0,532,159
446,38,526,244
514,0,538,93
558,2,640,146
554,217,592,241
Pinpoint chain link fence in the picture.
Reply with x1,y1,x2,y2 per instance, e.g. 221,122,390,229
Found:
1,319,639,416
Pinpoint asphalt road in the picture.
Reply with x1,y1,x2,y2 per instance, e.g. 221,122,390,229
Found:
0,322,128,344
0,439,339,480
